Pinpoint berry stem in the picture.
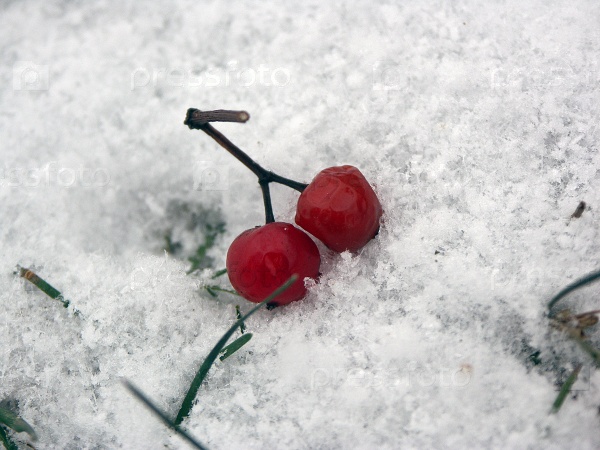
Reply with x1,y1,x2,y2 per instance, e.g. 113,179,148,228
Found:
184,108,309,224
188,119,265,180
267,171,308,192
259,179,276,223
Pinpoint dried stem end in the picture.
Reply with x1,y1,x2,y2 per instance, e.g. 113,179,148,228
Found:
185,109,249,129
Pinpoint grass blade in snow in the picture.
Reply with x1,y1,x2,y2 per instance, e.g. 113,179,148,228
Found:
0,405,37,441
550,365,582,414
565,329,600,365
0,426,19,450
211,268,227,279
174,275,297,426
18,267,81,316
548,269,600,312
236,305,246,334
204,285,240,297
219,333,252,361
123,381,207,450
204,270,238,298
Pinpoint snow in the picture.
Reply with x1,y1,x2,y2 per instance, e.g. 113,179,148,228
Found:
2,0,600,448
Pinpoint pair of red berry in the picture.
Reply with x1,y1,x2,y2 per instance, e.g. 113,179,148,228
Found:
185,109,383,306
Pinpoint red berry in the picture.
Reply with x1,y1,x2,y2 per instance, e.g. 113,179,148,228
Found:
295,165,383,253
226,222,320,305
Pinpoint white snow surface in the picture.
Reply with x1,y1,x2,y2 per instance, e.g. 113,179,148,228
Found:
2,0,600,448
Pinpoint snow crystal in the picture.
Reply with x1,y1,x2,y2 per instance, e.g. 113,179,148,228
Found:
2,0,600,448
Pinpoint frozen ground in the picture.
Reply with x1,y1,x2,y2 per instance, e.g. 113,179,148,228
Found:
2,0,600,448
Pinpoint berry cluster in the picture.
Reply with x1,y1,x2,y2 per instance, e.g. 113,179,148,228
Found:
185,109,383,306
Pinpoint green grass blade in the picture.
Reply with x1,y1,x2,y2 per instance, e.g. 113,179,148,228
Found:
0,426,19,450
548,269,600,312
0,406,37,441
19,267,63,301
564,329,600,365
204,286,241,297
186,223,226,275
19,266,82,317
123,380,207,450
219,333,253,361
174,274,298,426
205,287,218,298
211,269,228,279
550,365,582,414
235,305,246,334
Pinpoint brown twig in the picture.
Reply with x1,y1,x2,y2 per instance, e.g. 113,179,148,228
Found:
184,109,249,128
